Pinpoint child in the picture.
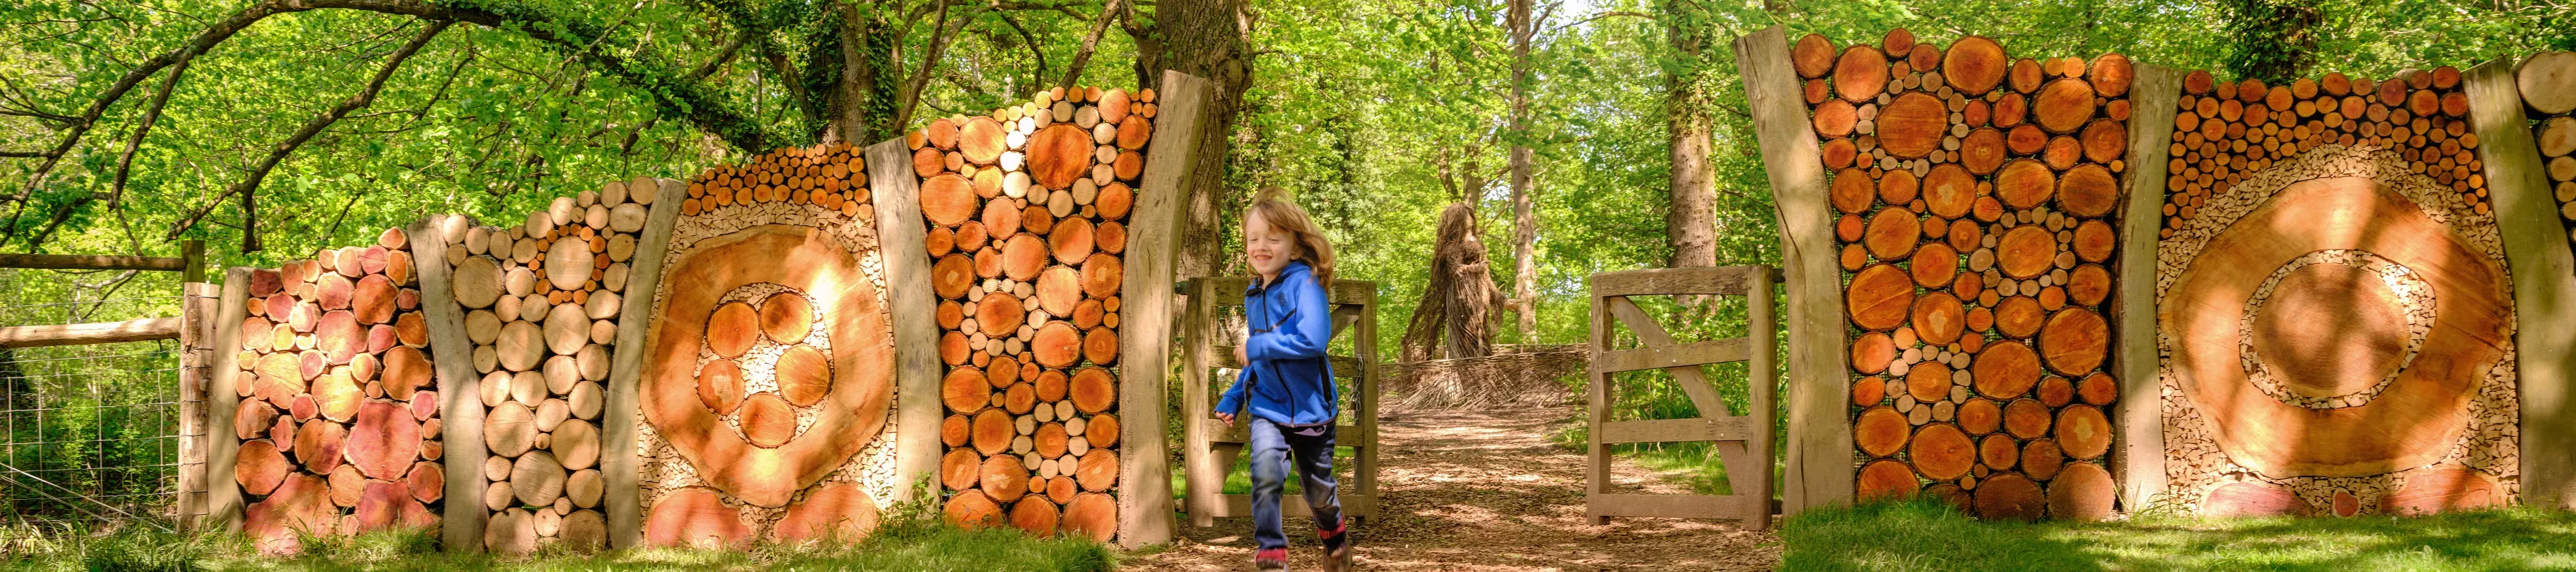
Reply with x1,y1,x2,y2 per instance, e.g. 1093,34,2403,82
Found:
1214,188,1352,572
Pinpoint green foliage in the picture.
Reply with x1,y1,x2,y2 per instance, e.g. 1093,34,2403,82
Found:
1780,498,2576,571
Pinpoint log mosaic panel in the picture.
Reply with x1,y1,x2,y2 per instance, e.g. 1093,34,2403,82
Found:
230,228,444,553
920,86,1154,541
436,184,652,553
2157,67,2519,517
1797,29,2129,521
638,144,899,547
2519,53,2576,250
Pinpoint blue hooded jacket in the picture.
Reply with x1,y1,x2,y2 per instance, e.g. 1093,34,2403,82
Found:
1214,260,1340,426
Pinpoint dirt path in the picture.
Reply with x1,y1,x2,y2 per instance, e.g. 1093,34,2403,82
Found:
1118,408,1781,571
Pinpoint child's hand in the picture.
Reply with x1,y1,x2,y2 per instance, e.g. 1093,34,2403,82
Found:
1234,342,1248,366
1215,412,1235,426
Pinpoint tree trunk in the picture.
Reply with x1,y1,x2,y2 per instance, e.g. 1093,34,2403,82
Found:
833,1,902,144
2221,0,2320,84
1663,0,1716,274
1506,0,1537,342
1156,0,1254,281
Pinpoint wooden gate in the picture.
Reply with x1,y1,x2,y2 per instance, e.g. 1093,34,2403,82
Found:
1179,277,1380,527
1586,265,1777,528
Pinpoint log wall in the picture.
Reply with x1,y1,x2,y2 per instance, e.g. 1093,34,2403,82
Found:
1796,29,2131,521
917,86,1155,542
2154,67,2520,517
225,228,446,553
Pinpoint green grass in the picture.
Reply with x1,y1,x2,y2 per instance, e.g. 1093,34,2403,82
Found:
1781,498,2576,572
1,510,1113,572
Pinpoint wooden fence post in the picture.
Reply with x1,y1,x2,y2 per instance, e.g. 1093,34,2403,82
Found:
203,267,250,531
602,178,687,548
1731,25,1853,516
410,216,489,551
2114,64,2182,508
2465,56,2576,509
1116,69,1211,548
865,139,946,506
176,281,215,531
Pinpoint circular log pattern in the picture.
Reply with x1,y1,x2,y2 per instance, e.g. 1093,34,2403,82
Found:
2056,405,2111,460
1908,423,1976,480
1864,209,1921,260
1994,160,2056,210
2038,309,2109,375
1855,459,1918,500
2002,398,2051,439
1877,92,1948,159
1845,264,1915,332
1833,46,1890,102
1974,472,2046,521
2033,79,2097,133
1854,406,1908,457
1974,340,2041,399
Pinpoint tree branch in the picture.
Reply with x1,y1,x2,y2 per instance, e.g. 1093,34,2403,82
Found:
1058,0,1125,90
108,57,190,209
895,0,980,130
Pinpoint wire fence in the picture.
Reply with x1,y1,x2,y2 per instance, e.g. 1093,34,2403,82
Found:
0,267,187,532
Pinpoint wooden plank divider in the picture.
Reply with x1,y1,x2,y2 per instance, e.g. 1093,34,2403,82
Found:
602,179,687,548
1731,25,1852,517
1115,69,1211,548
2467,57,2576,509
0,317,182,348
1600,418,1753,444
409,215,488,551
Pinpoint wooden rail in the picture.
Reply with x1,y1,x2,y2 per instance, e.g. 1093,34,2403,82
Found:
1585,265,1777,529
0,317,182,348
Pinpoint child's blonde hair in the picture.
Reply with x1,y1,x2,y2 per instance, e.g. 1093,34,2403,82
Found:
1246,186,1335,285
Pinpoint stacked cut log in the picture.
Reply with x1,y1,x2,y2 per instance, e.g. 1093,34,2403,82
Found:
922,85,1150,542
2155,64,2517,518
2163,67,2492,233
1797,29,2124,521
639,142,894,548
2519,52,2576,247
439,179,653,553
231,227,443,553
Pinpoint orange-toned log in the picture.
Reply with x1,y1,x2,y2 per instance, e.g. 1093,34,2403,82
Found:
1083,327,1119,365
737,393,796,448
1036,423,1070,458
1005,383,1038,415
2202,482,2313,516
1855,459,1919,500
984,197,1025,237
1791,34,1837,79
1995,295,2045,338
921,174,977,227
1913,292,1965,345
1845,264,1914,332
776,345,832,408
1097,222,1127,255
346,400,421,480
1922,164,1977,219
406,461,444,503
1876,92,1948,159
2002,398,2051,439
1051,218,1095,264
1981,433,2019,470
2079,119,2127,164
1037,267,1083,317
312,371,361,423
1850,332,1896,375
981,453,1030,503
244,473,334,555
351,481,431,532
1908,363,1953,404
2021,438,2064,480
2089,54,2134,97
1996,226,2056,280
383,346,434,399
2039,308,2109,375
1070,366,1116,414
1959,398,2003,436
1027,125,1093,190
2072,221,2117,263
2057,405,2111,460
1830,169,1875,214
1062,493,1117,542
1011,498,1060,537
645,486,753,547
1075,449,1118,490
237,439,291,495
933,255,974,300
960,117,1008,164
1096,182,1133,220
761,292,815,344
2381,467,2502,515
1081,254,1123,298
2077,372,2117,405
1833,46,1890,102
973,409,1015,455
1863,209,1921,260
942,414,972,447
977,292,1025,337
1088,414,1121,447
317,310,362,365
294,418,347,475
2038,376,2075,408
1995,159,2056,209
942,448,983,491
1853,406,1908,457
945,489,1006,528
352,275,397,325
2057,164,2119,218
1033,322,1084,368
1036,369,1069,402
707,301,761,358
1974,472,2046,521
1813,100,1858,138
1002,234,1048,281
1909,423,1976,480
1943,36,2008,94
2033,79,2098,133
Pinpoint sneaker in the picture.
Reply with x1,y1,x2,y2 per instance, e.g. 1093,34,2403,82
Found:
1256,548,1288,571
1321,543,1352,572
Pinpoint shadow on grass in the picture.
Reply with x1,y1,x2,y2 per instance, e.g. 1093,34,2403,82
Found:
1781,497,2576,572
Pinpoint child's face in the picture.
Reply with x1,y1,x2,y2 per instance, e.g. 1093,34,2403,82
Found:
1244,211,1293,278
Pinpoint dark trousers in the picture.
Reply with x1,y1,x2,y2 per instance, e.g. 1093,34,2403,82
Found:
1248,418,1344,551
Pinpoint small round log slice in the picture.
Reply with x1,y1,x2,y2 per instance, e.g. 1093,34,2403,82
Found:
934,255,975,300
1996,226,2057,280
942,449,983,490
1033,322,1084,368
346,400,421,480
2002,398,2052,439
2518,51,2576,115
974,409,1015,455
352,480,431,532
1083,327,1119,365
1995,159,2057,210
699,360,748,414
1076,449,1118,490
1833,46,1890,102
1907,363,1953,405
1981,433,2019,470
2055,405,2112,460
776,481,882,541
1011,498,1060,537
1003,234,1050,281
982,453,1032,503
1864,209,1921,261
1038,267,1083,317
512,450,566,507
2072,221,2117,263
644,486,752,547
706,301,761,358
1791,34,1837,79
1855,458,1919,500
1958,398,2002,435
1922,164,1977,219
1070,367,1116,414
1082,253,1123,298
294,419,348,475
922,174,978,227
945,489,1006,528
487,402,537,458
2046,461,2114,522
2077,373,2118,406
944,368,990,413
1051,218,1095,264
2032,79,2099,133
244,473,335,555
1853,406,1908,458
1912,292,1966,345
1845,264,1916,332
1908,423,1976,480
1973,341,2042,399
1995,295,2046,339
1876,92,1948,159
1027,124,1093,190
2056,164,2119,218
1944,36,2007,94
1062,492,1118,542
738,393,799,448
2038,308,2109,375
776,345,834,408
1089,414,1121,447
960,117,1008,164
1850,332,1896,375
1974,472,2046,521
554,418,602,470
2022,438,2064,480
761,292,814,344
237,439,291,495
977,292,1024,337
560,509,609,553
